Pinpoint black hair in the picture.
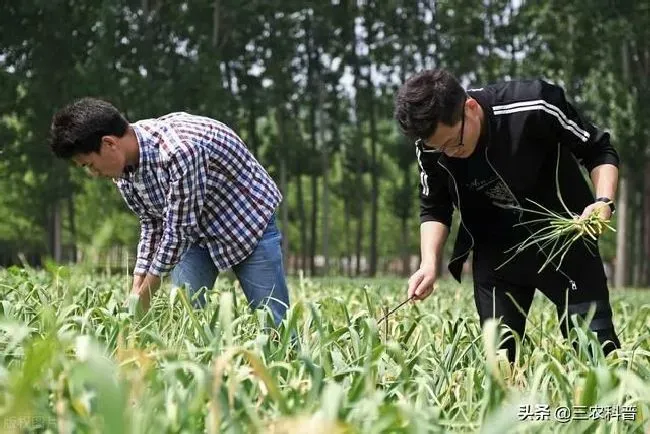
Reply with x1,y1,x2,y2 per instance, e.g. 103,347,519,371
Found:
394,69,466,141
49,97,129,159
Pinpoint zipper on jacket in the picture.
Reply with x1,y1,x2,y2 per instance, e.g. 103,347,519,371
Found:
437,160,475,264
484,148,578,291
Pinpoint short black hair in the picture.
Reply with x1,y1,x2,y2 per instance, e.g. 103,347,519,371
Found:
49,97,129,159
394,69,466,141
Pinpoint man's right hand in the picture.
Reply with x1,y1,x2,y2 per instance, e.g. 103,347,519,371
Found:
407,262,439,301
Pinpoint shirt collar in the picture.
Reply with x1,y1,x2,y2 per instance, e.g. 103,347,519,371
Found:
117,123,151,181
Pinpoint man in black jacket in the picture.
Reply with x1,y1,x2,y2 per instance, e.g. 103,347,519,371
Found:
394,69,621,362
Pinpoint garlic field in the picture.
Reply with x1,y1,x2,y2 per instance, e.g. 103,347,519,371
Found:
0,266,648,433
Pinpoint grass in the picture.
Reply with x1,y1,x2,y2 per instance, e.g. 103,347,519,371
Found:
496,198,615,273
0,265,649,433
498,145,617,274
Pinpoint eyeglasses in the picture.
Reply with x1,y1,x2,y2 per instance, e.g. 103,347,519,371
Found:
418,97,466,154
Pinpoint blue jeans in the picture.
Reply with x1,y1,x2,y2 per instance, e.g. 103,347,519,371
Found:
170,215,290,325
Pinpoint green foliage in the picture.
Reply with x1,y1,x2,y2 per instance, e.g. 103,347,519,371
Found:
0,0,647,279
0,270,649,432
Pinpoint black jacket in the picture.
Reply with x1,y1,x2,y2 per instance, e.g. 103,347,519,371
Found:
416,79,619,284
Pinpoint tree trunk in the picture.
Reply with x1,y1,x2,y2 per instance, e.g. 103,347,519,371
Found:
50,202,62,263
344,193,352,277
309,174,319,276
401,215,410,277
633,187,643,286
627,176,643,287
305,13,319,277
614,177,628,288
276,107,289,272
355,208,364,276
280,162,289,272
368,84,379,277
319,80,330,275
634,174,646,285
364,5,379,277
398,4,412,278
642,161,650,287
296,174,308,274
347,0,364,277
625,182,636,286
67,194,77,262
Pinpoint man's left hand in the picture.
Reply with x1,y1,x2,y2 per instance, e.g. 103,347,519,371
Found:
133,285,153,311
580,201,612,221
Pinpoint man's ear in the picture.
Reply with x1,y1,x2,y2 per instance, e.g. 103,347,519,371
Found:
466,98,480,110
101,135,119,150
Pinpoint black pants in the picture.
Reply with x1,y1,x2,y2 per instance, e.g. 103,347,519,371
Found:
472,244,621,362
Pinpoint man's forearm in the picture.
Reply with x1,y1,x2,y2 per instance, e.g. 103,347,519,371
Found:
420,221,450,266
590,163,618,200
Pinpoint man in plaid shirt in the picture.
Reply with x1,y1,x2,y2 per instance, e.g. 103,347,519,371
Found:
49,98,291,325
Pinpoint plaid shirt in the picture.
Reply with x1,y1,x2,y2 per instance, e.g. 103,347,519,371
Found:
114,112,282,276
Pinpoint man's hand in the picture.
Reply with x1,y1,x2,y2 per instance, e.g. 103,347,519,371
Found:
126,273,161,312
407,262,439,301
134,284,153,311
579,200,612,221
132,274,145,294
